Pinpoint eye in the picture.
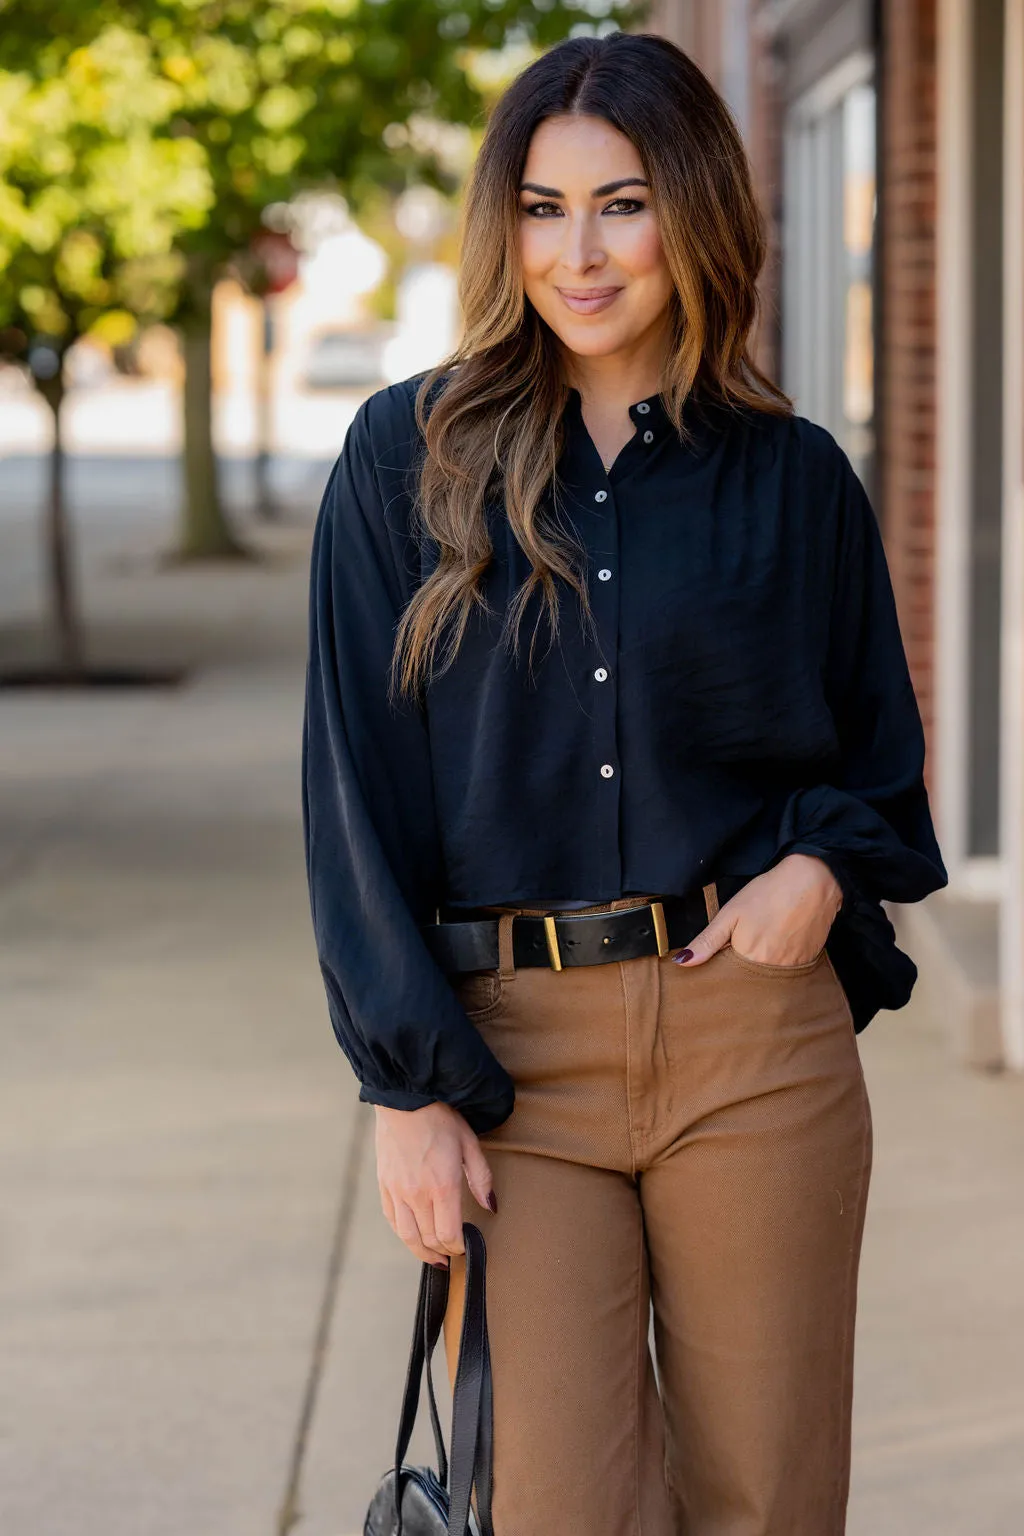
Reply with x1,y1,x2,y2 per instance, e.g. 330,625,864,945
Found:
520,198,646,218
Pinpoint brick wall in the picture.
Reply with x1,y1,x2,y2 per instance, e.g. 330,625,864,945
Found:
878,0,939,769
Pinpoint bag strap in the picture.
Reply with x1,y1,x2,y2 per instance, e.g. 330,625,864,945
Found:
393,1262,450,1528
423,1266,450,1485
391,1223,494,1536
470,1249,494,1536
446,1224,494,1536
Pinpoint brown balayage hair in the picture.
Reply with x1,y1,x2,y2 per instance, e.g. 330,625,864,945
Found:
390,30,792,704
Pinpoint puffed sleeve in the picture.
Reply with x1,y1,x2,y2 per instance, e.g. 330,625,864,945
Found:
301,393,516,1133
770,446,948,1014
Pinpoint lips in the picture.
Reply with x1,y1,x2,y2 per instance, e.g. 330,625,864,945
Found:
556,287,622,315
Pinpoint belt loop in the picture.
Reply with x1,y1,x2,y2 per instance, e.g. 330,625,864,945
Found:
702,881,720,923
497,911,517,980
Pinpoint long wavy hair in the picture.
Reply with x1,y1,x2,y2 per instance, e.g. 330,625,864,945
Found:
390,30,792,703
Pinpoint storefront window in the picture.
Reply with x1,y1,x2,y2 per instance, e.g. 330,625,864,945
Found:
842,84,876,446
782,63,876,494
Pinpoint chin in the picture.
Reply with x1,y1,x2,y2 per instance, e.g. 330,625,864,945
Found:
543,316,637,356
567,333,641,360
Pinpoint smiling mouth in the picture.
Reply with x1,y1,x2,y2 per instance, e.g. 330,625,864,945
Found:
556,287,623,312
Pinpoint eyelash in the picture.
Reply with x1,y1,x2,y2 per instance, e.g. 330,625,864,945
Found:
522,198,644,218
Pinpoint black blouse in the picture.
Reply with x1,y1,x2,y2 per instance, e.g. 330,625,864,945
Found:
302,372,947,1133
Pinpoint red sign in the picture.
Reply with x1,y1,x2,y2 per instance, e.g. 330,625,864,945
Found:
249,230,300,296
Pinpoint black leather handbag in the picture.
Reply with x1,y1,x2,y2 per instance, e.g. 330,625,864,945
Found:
364,1222,493,1536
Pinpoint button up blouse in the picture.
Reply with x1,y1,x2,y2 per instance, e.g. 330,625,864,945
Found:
302,372,948,1133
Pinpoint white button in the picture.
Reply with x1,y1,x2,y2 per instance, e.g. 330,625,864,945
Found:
600,763,615,778
636,402,650,414
594,489,607,502
643,429,654,444
597,568,612,581
594,667,608,682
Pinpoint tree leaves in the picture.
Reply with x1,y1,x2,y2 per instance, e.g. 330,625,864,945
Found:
0,24,214,355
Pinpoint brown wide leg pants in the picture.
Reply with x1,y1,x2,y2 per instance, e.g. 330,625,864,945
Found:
441,884,873,1536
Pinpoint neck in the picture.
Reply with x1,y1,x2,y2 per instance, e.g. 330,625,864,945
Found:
562,328,672,416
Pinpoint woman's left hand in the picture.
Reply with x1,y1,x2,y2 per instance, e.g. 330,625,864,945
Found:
672,853,843,968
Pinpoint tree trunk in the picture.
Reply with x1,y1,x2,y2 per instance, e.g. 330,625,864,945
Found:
40,377,83,673
254,295,277,519
180,321,244,558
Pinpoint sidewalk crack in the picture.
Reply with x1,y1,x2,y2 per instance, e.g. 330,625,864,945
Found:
275,1098,371,1536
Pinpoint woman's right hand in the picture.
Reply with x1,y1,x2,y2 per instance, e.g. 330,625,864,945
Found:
373,1101,497,1266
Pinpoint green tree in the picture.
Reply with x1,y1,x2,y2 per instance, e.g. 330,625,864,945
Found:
0,25,212,669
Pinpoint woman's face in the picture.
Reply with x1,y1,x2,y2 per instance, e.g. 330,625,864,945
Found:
518,114,675,364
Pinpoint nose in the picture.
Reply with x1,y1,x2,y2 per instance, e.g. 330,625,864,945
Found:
560,210,606,274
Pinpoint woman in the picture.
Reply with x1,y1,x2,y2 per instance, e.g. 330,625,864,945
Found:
302,30,947,1535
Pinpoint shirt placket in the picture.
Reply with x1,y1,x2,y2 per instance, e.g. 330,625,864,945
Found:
565,391,661,895
588,475,623,891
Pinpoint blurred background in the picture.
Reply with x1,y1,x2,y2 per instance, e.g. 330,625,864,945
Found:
1,2,1022,1533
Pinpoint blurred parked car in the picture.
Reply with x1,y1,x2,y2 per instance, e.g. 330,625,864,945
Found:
301,327,392,389
65,339,118,387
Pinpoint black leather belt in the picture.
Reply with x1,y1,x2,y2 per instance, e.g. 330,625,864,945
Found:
422,876,754,974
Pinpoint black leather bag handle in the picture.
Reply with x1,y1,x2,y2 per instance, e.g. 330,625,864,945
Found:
391,1222,494,1536
393,1259,451,1490
446,1225,493,1536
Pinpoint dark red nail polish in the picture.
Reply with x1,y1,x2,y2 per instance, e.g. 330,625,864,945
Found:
432,1260,449,1270
487,1190,498,1214
673,948,694,964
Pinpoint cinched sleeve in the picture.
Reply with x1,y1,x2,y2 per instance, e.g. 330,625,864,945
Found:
301,394,515,1134
771,446,948,923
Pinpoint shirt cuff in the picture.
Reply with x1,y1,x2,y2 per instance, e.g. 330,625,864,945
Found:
358,1083,439,1113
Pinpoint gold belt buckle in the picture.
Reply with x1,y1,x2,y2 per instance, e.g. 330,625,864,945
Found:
543,902,668,970
649,899,669,956
542,914,563,971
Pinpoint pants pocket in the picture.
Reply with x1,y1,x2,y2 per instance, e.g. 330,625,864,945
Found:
719,941,828,978
450,968,506,1021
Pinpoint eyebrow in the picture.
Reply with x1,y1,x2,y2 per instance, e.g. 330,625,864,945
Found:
519,177,650,197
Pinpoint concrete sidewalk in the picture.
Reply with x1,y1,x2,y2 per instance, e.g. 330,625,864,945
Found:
1,481,1023,1534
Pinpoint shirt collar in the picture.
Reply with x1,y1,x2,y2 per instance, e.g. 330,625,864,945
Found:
565,385,667,422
